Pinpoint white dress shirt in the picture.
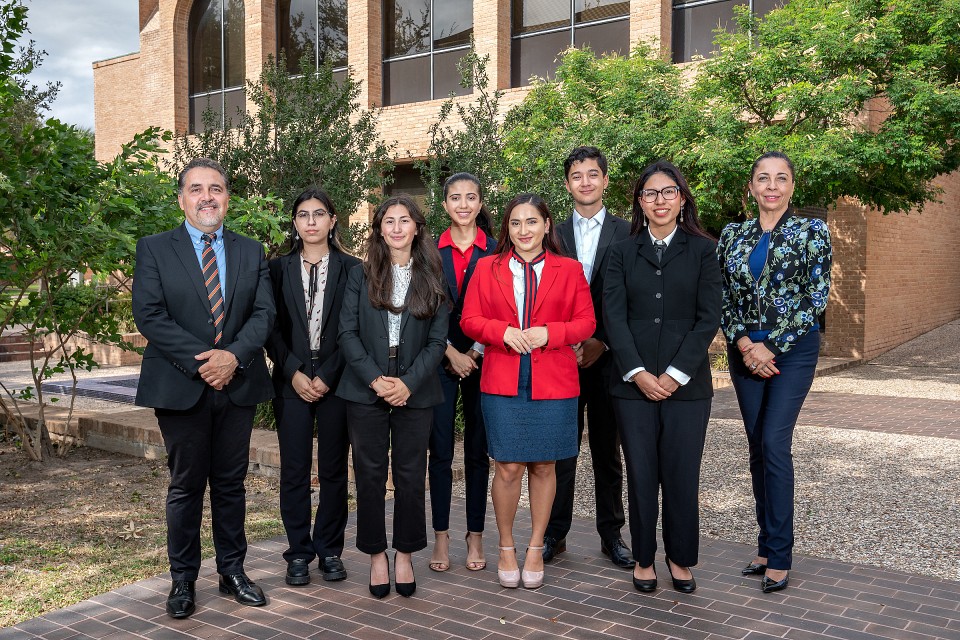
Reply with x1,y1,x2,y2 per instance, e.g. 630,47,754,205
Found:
572,207,605,284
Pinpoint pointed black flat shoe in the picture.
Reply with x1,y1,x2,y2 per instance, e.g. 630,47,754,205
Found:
664,556,696,594
741,562,767,576
761,573,789,593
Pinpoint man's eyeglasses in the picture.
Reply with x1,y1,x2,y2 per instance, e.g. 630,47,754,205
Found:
639,186,680,203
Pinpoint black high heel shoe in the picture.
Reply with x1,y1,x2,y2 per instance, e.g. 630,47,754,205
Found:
394,552,417,598
761,572,789,593
741,562,767,576
664,556,696,594
368,553,390,599
632,566,657,593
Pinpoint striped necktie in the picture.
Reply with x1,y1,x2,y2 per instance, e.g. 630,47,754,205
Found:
201,233,224,345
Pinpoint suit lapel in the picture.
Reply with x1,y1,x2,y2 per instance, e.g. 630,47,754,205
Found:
222,230,242,316
283,254,310,338
532,254,559,316
637,233,660,268
318,251,341,336
590,215,619,281
558,218,577,259
172,225,210,308
440,246,459,303
659,230,687,268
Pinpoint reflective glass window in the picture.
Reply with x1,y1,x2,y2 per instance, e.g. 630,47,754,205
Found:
279,0,348,74
672,0,785,63
189,0,246,132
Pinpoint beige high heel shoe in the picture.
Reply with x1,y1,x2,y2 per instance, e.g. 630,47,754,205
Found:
465,531,486,571
497,546,520,588
522,546,544,589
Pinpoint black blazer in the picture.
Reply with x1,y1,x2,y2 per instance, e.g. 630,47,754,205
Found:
439,233,494,352
557,211,630,361
265,249,361,398
602,229,722,401
132,223,275,410
335,264,449,408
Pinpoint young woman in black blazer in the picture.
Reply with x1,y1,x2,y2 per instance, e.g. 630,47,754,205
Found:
429,173,495,574
265,188,360,587
337,195,448,599
603,160,722,594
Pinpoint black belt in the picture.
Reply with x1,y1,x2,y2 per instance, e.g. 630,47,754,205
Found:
310,349,321,360
388,346,398,359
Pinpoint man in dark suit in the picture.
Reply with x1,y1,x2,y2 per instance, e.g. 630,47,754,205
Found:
545,146,633,568
133,157,275,619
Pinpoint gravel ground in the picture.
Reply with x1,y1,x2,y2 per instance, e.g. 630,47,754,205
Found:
454,319,960,581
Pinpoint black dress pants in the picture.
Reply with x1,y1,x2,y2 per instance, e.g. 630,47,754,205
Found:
613,396,710,568
156,387,254,581
547,363,626,541
273,391,349,562
346,400,432,555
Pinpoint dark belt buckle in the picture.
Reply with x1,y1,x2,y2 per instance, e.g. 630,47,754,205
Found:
388,346,399,359
310,349,321,360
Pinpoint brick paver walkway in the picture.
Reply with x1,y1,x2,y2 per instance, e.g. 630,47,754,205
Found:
712,388,960,440
3,496,959,640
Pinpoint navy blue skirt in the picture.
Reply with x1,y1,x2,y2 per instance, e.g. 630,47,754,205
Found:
481,354,578,462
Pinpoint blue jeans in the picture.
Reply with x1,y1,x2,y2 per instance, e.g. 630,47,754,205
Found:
729,331,820,570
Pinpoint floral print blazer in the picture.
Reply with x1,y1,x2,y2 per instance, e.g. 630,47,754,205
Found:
717,210,831,356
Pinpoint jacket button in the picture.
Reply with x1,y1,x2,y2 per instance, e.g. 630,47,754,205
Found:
654,318,661,324
207,319,213,324
656,293,662,299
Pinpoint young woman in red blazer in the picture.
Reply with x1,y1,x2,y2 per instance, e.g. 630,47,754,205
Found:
461,193,595,590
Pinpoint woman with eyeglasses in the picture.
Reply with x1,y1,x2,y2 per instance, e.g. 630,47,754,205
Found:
265,188,361,587
718,151,831,594
337,195,448,599
603,160,721,595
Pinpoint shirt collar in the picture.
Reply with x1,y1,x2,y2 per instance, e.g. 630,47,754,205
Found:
184,220,224,244
649,225,679,246
573,206,606,228
438,227,489,251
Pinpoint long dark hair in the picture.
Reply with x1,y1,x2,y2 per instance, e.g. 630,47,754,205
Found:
630,160,713,240
284,187,347,256
363,194,446,319
494,193,566,257
443,172,494,237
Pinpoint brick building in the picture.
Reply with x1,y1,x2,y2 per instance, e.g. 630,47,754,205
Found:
92,0,960,360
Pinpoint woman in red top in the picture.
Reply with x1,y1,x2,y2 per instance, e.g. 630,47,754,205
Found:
461,193,595,590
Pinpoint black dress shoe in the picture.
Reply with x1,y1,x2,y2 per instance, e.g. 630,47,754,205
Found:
741,562,767,576
285,558,311,586
761,573,789,593
542,536,566,563
632,568,657,593
394,554,416,598
601,536,634,569
320,556,347,582
166,580,196,619
664,556,697,594
219,573,267,606
369,555,390,599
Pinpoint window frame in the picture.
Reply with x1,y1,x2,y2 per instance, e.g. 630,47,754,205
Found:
277,0,349,76
188,0,246,132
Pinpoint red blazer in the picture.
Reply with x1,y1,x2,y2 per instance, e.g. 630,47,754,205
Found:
461,251,595,400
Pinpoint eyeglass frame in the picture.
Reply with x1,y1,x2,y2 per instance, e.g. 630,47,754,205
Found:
294,210,333,222
638,186,681,203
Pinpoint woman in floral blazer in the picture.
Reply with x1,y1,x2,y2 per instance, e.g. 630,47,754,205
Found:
717,151,831,595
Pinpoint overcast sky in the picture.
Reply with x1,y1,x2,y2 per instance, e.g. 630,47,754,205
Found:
19,0,141,130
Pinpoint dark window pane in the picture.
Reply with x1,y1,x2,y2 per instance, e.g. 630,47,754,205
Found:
385,0,431,57
332,69,348,86
190,0,222,94
753,0,784,19
434,49,471,98
387,164,427,196
573,17,628,55
223,0,246,88
223,88,246,125
672,1,744,63
511,29,570,87
190,93,224,134
383,55,430,105
574,0,628,24
318,0,348,68
434,0,472,49
512,0,570,35
279,0,318,73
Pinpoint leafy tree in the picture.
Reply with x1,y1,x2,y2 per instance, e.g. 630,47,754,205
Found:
415,48,511,236
681,0,960,218
171,53,394,254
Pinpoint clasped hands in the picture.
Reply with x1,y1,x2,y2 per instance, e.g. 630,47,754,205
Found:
371,375,411,406
444,347,480,379
291,370,331,402
738,338,779,378
503,326,548,354
631,370,680,401
195,348,238,390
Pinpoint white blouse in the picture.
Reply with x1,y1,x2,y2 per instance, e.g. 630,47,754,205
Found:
388,260,413,347
300,253,329,351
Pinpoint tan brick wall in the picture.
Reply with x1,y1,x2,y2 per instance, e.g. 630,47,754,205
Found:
860,171,960,359
632,0,669,57
93,53,146,160
823,199,868,358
